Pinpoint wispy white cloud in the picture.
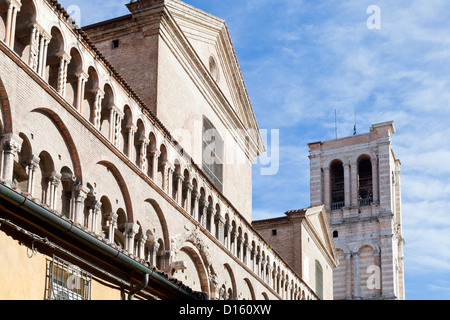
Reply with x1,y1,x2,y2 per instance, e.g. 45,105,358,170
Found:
62,0,450,299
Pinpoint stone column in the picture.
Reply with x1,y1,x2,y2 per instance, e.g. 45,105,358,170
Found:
1,133,22,183
39,34,51,77
344,253,352,299
136,234,147,259
266,265,271,287
344,162,351,207
255,253,261,277
108,106,115,141
4,0,21,48
208,206,216,234
149,240,160,267
244,243,250,266
275,271,280,294
352,252,360,299
251,248,256,272
91,200,101,234
184,182,193,213
199,199,207,227
350,162,358,207
4,1,14,46
231,230,237,255
192,190,200,220
75,71,88,112
371,154,379,203
161,160,172,194
175,174,184,207
61,171,76,218
150,149,160,181
125,222,139,254
31,26,51,77
107,212,118,244
217,216,225,244
37,30,46,72
125,125,135,159
93,88,104,130
238,236,243,260
48,171,62,210
138,138,148,172
225,222,231,250
29,24,39,72
26,154,40,197
160,250,171,273
111,107,123,147
73,184,89,226
323,167,330,210
167,166,174,197
261,260,267,282
57,53,71,96
213,212,220,239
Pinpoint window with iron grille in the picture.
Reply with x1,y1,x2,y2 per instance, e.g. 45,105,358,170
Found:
48,255,92,300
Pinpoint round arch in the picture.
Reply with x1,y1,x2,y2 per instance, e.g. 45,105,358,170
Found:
243,278,256,300
0,76,13,133
223,263,237,300
175,244,210,296
31,108,82,181
143,198,171,252
352,240,380,255
97,160,134,222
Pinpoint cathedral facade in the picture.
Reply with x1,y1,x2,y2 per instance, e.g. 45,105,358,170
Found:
0,0,336,300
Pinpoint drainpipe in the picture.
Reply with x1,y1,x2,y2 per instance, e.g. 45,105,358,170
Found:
0,182,204,300
128,272,150,300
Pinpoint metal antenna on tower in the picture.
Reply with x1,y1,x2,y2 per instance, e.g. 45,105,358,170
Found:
353,106,357,136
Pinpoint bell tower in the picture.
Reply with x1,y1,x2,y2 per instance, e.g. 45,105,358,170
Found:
308,121,405,300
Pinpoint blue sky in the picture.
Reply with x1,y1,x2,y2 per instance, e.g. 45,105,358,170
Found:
60,0,450,300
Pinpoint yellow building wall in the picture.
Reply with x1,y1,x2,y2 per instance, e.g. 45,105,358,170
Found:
0,229,125,300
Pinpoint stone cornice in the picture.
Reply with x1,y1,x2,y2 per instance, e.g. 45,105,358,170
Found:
157,7,265,158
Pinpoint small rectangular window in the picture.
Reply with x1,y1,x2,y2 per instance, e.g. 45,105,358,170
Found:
272,229,277,236
112,39,120,49
48,255,92,300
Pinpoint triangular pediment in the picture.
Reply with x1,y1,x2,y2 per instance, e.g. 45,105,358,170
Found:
163,0,266,155
304,206,339,267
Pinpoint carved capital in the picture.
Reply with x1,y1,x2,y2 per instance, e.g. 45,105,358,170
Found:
2,133,22,154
